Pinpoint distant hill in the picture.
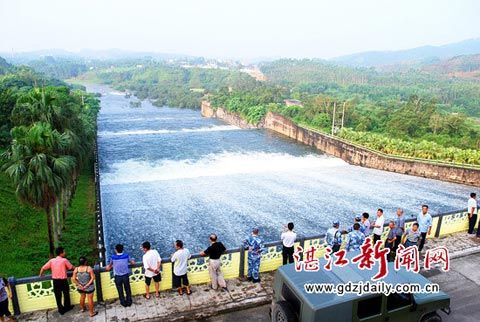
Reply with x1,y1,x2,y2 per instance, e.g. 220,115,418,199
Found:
332,38,480,67
422,54,480,79
0,56,14,75
1,49,194,64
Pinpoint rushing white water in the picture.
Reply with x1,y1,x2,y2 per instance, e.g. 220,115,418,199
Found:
98,125,240,137
101,152,346,185
91,84,474,258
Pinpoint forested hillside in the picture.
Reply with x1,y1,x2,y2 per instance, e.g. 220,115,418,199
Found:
88,62,260,108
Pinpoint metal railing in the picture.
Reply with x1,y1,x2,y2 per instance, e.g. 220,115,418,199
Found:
7,208,471,315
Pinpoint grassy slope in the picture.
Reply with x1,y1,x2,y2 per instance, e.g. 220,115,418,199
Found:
0,163,97,278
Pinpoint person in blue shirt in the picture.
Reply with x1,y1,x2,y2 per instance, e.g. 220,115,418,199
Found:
244,228,265,283
394,208,406,250
417,205,433,251
346,223,365,252
105,244,135,307
360,212,371,236
325,221,343,253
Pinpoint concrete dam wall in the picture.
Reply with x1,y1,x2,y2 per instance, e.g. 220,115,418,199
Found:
201,101,480,186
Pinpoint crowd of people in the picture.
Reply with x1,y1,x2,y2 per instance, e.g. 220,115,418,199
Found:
5,193,474,318
325,206,429,262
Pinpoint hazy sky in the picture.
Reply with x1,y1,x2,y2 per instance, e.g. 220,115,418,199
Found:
1,0,479,59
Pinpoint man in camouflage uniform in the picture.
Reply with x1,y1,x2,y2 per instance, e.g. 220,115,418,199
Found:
346,223,366,252
325,220,343,253
244,228,264,283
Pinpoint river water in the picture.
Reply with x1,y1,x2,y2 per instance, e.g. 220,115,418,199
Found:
91,85,472,259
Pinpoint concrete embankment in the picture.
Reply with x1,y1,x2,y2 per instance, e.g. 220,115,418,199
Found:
201,101,480,186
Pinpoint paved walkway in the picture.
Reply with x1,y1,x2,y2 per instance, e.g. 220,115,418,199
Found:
19,232,480,322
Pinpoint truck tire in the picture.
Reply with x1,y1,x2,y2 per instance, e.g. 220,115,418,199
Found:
272,301,297,322
421,312,442,322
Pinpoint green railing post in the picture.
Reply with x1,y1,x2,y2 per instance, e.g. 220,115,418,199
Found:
93,265,104,303
239,244,245,278
435,215,444,237
8,276,20,316
299,237,305,261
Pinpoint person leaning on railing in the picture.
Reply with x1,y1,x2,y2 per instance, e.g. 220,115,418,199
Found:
200,234,228,291
72,257,97,318
141,241,162,299
171,240,192,296
39,247,75,315
105,244,135,307
243,228,265,283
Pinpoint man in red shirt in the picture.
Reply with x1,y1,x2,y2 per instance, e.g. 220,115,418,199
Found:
39,247,75,315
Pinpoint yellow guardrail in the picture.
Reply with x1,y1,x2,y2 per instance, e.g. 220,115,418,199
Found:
8,209,472,315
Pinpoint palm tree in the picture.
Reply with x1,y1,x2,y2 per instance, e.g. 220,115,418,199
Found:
1,122,76,256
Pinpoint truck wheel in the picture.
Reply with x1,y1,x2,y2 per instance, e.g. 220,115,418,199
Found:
272,301,297,322
421,312,442,322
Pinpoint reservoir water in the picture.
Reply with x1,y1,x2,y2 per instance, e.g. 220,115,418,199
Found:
92,85,472,259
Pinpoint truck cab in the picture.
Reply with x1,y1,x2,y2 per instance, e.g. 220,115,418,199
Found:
271,260,450,322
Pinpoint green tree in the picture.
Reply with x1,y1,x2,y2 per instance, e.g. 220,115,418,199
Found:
1,122,76,256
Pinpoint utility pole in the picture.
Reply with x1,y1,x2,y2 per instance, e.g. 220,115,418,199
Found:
331,101,336,135
341,101,346,129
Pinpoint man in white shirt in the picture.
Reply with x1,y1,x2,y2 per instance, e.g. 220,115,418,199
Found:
281,222,297,265
141,241,161,299
372,208,385,245
468,192,478,235
171,240,192,295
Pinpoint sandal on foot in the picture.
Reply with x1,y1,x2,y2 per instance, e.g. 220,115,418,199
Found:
143,294,151,299
90,311,98,317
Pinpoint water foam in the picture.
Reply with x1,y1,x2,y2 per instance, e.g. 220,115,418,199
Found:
101,152,347,185
98,125,240,137
108,91,125,96
98,116,199,123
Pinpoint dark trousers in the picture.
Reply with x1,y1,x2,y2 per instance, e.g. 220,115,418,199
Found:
469,214,477,234
394,237,401,250
0,298,11,317
418,232,427,251
331,244,341,253
373,234,381,245
385,241,397,262
52,279,71,313
114,274,132,306
282,246,294,264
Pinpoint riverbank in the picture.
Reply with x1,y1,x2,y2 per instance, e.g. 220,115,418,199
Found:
0,161,97,277
201,102,480,186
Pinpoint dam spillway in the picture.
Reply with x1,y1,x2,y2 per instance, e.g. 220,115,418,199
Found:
91,85,472,260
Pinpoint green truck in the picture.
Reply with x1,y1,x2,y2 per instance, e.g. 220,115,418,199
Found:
270,261,450,322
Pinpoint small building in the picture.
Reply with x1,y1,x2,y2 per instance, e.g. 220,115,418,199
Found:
284,99,303,107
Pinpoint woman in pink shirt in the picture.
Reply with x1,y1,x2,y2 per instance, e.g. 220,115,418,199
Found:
39,247,75,315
